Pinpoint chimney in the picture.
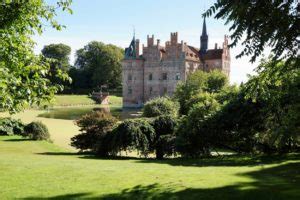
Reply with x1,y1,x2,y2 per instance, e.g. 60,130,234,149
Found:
215,43,218,49
147,35,154,46
157,39,160,46
136,39,140,58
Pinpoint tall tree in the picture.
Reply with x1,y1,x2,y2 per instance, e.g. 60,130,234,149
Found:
204,0,299,63
0,0,72,113
75,41,124,90
41,43,71,71
41,43,71,86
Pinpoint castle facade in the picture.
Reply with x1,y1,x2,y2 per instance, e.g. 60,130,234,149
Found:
122,18,230,107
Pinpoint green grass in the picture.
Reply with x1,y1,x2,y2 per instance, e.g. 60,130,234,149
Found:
45,95,122,107
0,135,299,199
38,107,141,120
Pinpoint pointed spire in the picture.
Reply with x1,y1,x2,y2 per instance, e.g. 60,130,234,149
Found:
202,17,207,36
200,16,208,54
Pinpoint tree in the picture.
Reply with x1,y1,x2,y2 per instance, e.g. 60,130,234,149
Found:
174,70,228,114
151,115,177,159
75,41,124,90
0,0,72,113
41,43,71,71
70,111,118,156
41,43,71,86
142,97,179,118
176,94,221,157
111,119,155,157
204,0,299,63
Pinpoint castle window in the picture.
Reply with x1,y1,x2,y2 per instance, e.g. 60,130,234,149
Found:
175,73,181,80
128,87,132,95
162,73,167,80
149,87,153,95
128,74,132,81
149,73,153,81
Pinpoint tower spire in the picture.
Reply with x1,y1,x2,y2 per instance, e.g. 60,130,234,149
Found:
200,16,208,54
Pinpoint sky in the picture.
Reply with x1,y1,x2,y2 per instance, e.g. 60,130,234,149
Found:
33,0,260,84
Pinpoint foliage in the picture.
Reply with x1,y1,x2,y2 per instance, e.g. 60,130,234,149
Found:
41,43,71,71
176,94,221,157
0,0,72,113
41,43,71,87
111,118,155,157
0,118,25,136
206,58,300,154
142,97,179,118
243,58,300,152
174,70,228,114
151,115,178,159
71,111,118,156
74,41,124,90
204,0,299,63
24,121,50,141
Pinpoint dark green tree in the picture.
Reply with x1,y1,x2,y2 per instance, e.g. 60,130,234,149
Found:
204,0,299,63
75,41,124,89
41,43,71,86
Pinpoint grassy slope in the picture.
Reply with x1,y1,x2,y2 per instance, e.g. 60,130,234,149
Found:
0,136,299,200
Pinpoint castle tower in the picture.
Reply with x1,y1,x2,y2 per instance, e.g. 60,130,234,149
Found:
200,17,208,55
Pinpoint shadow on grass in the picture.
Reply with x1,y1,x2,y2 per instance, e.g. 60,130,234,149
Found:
133,153,300,167
3,138,31,142
37,151,300,167
22,162,300,199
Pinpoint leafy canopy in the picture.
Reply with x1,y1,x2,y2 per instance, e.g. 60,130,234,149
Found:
0,0,72,113
204,0,299,63
75,41,124,89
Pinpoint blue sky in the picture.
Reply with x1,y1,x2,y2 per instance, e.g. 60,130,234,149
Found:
34,0,260,84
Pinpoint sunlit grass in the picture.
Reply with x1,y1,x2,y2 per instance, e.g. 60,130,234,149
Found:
0,136,299,199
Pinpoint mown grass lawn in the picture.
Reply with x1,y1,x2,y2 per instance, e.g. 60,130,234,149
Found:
0,136,299,200
46,95,122,107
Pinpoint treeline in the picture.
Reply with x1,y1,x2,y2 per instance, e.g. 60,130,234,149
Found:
41,42,124,95
71,60,299,159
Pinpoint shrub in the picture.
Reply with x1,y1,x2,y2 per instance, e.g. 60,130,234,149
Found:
71,111,118,156
176,95,221,157
111,118,155,157
0,118,25,136
151,115,178,159
142,97,179,118
24,121,50,141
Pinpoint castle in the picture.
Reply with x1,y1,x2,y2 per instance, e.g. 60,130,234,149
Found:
122,18,230,107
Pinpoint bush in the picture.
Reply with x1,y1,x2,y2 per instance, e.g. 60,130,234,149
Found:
24,121,50,141
71,111,118,156
111,118,155,157
176,95,221,157
0,118,25,136
151,115,178,159
142,97,179,118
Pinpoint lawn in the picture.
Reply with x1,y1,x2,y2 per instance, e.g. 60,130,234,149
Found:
0,135,299,199
45,95,122,107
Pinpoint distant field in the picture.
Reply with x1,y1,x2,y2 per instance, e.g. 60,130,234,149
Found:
0,135,299,199
46,95,122,107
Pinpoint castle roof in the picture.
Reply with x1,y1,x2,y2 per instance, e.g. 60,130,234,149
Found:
187,45,223,61
201,49,223,60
